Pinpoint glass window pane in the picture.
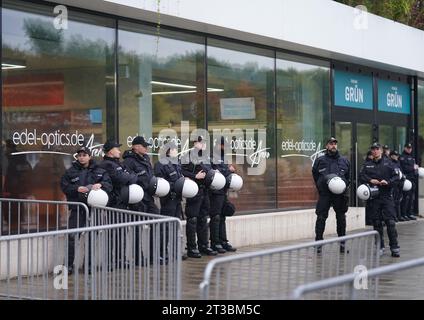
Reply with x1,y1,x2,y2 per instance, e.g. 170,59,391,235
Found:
379,125,394,149
1,0,115,231
395,126,406,154
207,39,276,212
118,21,205,157
276,54,330,208
2,0,115,206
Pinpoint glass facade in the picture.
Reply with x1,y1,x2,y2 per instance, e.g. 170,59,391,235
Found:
207,39,276,211
117,21,205,154
0,0,416,217
276,54,330,208
1,0,115,206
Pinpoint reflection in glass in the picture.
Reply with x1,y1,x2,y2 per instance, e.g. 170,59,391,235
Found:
207,39,276,212
118,22,205,154
1,0,115,229
277,54,330,208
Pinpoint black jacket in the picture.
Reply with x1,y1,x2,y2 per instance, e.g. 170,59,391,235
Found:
122,150,155,201
399,151,417,181
211,149,233,195
359,156,399,197
181,149,212,187
312,150,350,194
97,156,138,206
154,157,183,193
61,159,113,204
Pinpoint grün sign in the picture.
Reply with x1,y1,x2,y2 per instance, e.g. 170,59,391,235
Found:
334,70,373,110
377,79,410,114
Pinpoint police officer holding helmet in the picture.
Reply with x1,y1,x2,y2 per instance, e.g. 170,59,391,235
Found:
359,142,400,257
123,136,159,214
154,140,183,218
154,140,186,260
98,140,140,268
210,136,237,253
61,146,113,274
399,142,418,220
312,137,350,252
181,136,217,258
98,140,139,209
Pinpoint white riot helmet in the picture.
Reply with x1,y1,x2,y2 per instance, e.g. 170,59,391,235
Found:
403,179,412,192
418,167,424,179
148,176,170,197
356,184,379,201
174,177,199,198
326,174,346,195
87,189,109,207
205,170,226,191
121,184,144,204
226,173,243,191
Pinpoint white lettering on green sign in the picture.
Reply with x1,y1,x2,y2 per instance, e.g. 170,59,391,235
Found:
345,84,364,103
386,87,402,108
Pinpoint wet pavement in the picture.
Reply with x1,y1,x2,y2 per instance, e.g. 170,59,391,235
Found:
181,218,424,300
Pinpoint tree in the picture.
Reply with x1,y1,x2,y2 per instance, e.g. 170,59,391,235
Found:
335,0,424,31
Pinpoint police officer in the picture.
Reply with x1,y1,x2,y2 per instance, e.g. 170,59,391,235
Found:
98,140,139,268
181,136,217,258
123,136,159,214
154,141,183,218
359,142,400,257
399,142,418,220
61,146,113,274
389,150,406,222
364,150,374,226
312,137,350,252
154,141,186,260
98,140,138,209
382,145,390,158
210,136,237,253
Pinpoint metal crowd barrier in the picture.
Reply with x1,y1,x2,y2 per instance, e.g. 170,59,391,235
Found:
0,198,89,236
0,218,182,300
199,231,380,300
291,256,424,300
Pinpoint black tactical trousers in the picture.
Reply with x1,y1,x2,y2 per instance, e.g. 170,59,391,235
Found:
185,187,210,251
160,193,183,257
369,196,399,250
209,192,225,246
315,193,348,241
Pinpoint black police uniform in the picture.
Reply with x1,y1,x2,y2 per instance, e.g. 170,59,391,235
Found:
359,156,400,255
181,149,216,257
154,156,184,218
98,151,139,267
123,150,159,214
390,155,405,221
61,158,113,271
312,149,350,242
210,148,235,253
154,154,184,260
98,155,138,209
399,149,418,218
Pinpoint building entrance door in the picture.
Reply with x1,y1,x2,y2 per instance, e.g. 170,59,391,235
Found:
335,121,373,207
